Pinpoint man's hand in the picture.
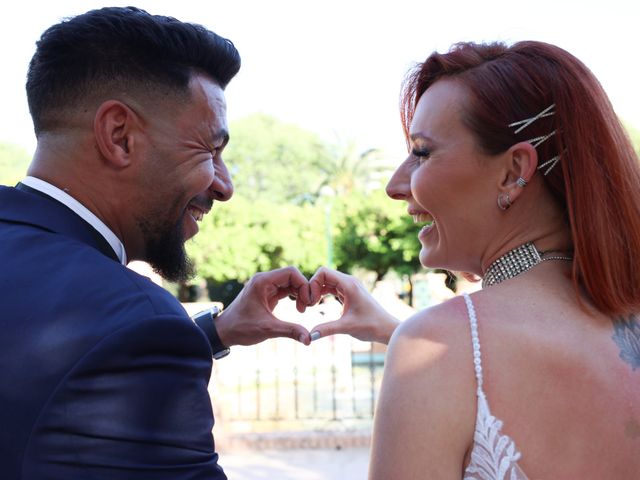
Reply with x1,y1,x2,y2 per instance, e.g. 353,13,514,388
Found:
214,266,312,347
308,267,399,345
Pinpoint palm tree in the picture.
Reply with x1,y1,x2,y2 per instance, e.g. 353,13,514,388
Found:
313,139,393,198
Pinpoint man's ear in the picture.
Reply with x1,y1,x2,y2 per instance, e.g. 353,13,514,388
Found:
94,100,141,168
498,141,538,203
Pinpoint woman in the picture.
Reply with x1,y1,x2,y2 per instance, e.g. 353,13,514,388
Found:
309,41,640,478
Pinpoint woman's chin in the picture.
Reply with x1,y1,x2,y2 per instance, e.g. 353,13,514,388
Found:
419,247,453,272
419,248,436,269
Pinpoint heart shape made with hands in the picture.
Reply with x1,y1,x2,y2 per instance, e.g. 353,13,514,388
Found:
225,266,398,346
217,266,399,347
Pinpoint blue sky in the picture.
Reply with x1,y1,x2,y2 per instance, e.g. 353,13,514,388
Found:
2,0,638,159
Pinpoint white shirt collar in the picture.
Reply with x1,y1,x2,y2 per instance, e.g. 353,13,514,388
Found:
21,176,127,265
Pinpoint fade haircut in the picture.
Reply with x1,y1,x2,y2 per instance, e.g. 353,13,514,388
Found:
401,41,640,316
26,6,241,135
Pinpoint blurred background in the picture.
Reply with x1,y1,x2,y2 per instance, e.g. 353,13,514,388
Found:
2,1,638,477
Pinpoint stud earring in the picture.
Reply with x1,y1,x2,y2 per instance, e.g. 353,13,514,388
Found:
497,192,512,211
516,177,527,188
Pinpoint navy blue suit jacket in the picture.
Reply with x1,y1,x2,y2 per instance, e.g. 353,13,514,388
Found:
0,185,226,479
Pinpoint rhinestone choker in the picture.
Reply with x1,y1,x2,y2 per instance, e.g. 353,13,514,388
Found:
482,242,572,288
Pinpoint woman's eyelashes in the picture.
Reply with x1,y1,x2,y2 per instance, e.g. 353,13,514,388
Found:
412,147,431,164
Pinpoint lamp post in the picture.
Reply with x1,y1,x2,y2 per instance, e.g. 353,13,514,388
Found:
325,203,333,268
319,186,335,269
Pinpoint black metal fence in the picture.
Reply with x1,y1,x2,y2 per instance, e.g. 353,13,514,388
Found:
212,339,386,425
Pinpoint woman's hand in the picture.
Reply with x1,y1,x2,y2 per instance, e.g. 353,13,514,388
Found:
307,267,400,345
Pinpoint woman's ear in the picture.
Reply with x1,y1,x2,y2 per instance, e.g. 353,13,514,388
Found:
498,141,539,203
93,100,141,168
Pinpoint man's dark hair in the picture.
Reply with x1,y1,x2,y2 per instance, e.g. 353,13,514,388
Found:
26,6,241,135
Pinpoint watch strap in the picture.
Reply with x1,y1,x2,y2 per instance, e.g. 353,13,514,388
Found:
193,306,230,359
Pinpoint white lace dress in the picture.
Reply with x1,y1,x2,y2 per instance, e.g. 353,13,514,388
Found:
462,293,529,480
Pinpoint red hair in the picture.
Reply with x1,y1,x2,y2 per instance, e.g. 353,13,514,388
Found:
401,41,640,316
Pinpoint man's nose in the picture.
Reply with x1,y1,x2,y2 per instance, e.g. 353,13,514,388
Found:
209,158,234,201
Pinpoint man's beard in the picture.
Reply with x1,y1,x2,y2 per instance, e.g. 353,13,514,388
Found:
137,210,195,283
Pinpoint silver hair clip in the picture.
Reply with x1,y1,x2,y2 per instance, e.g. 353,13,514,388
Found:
509,104,555,134
509,104,561,175
526,130,556,148
537,155,561,176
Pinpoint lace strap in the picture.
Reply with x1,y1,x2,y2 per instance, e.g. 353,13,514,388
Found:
463,293,484,395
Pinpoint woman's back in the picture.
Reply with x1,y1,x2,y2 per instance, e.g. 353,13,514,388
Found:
468,268,640,478
369,262,640,478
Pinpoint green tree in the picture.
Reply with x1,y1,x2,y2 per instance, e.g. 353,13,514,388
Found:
0,143,31,186
186,196,328,285
224,114,332,203
624,122,640,157
333,189,422,283
311,139,398,271
313,139,391,197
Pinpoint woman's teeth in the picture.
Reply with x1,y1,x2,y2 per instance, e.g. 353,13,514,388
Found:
412,213,433,224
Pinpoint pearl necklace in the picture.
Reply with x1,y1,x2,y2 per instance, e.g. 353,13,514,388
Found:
482,242,572,288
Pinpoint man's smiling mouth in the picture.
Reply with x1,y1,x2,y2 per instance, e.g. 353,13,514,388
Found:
187,205,207,222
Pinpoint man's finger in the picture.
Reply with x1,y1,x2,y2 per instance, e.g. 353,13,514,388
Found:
295,293,309,313
269,320,311,345
277,266,309,290
295,282,311,309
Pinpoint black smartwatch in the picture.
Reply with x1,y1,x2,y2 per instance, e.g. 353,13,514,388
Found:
192,306,230,360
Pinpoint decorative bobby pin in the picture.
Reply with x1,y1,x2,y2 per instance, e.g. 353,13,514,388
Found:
508,104,556,134
509,104,561,176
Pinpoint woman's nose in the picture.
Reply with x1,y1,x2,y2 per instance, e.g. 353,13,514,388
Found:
386,158,412,201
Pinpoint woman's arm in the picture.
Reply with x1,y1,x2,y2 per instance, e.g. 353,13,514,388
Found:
369,299,477,479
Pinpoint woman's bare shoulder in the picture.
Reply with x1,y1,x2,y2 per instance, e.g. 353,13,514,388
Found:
383,294,479,428
392,294,472,344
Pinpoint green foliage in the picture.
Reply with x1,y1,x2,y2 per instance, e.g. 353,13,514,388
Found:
624,122,640,157
187,186,423,290
186,196,328,283
315,140,391,197
0,143,30,186
224,114,332,203
333,189,422,281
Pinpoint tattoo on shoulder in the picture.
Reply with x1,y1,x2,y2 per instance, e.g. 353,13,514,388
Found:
612,315,640,371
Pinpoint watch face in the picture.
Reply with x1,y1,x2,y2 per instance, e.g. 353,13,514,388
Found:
192,310,211,323
193,306,219,322
213,348,230,360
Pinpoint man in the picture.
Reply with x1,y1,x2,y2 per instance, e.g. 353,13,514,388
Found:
0,7,313,478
